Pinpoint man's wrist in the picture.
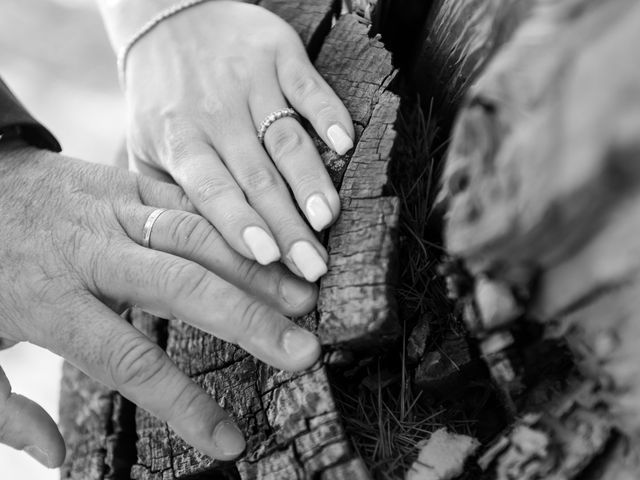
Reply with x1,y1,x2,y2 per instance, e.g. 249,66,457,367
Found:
0,138,37,166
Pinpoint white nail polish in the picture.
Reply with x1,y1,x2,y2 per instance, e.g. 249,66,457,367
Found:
242,226,280,265
289,241,328,282
306,193,334,231
327,124,354,155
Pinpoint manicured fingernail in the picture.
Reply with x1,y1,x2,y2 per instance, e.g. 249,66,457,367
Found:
306,193,334,231
280,277,315,308
213,420,246,457
327,124,354,155
24,445,51,468
242,226,280,265
289,241,328,282
283,327,320,359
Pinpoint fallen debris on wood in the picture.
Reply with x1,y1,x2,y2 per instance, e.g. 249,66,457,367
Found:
440,0,640,477
406,428,480,480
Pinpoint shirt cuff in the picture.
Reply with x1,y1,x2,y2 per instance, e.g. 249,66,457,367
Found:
0,77,61,152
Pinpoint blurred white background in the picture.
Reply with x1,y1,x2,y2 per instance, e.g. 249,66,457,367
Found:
0,0,124,477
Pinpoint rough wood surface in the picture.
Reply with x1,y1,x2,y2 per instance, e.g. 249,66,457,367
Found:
132,314,367,479
59,363,113,480
313,14,401,346
440,0,640,477
132,8,404,478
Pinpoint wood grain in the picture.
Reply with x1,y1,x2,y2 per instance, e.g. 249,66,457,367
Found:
129,4,403,480
313,14,401,346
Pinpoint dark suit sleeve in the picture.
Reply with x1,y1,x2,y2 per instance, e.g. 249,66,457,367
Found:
0,77,61,152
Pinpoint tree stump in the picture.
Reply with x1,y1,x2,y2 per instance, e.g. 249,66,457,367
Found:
60,1,402,478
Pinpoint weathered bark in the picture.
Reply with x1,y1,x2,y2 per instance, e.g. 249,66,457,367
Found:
440,0,640,477
59,363,113,480
313,13,401,347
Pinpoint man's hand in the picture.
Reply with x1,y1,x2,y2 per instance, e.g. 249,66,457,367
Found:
0,141,321,467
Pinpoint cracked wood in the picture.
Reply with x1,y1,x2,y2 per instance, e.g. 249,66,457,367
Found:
60,0,406,478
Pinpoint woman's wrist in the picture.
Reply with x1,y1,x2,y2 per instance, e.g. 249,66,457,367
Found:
97,0,189,51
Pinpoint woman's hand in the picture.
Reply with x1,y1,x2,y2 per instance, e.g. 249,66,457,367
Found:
114,1,354,282
0,141,321,466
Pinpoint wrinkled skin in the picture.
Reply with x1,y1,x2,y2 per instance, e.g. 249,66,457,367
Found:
0,141,321,467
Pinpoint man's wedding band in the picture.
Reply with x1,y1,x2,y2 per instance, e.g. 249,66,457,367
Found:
257,108,299,144
142,208,168,248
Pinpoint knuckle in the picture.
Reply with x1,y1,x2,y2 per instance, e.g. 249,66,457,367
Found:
193,176,238,206
240,167,281,195
233,300,268,342
167,213,212,253
159,111,199,166
290,71,321,102
108,334,168,389
314,103,338,124
169,383,211,432
293,171,323,194
201,94,227,121
163,261,211,300
271,214,301,236
216,207,255,234
266,123,304,161
235,257,262,285
163,183,194,212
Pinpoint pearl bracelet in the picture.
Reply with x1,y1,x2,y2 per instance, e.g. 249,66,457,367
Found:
116,0,213,88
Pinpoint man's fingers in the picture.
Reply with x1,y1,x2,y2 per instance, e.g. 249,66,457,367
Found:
249,78,340,233
0,366,65,468
207,112,329,282
48,296,246,460
277,49,355,155
94,244,321,371
118,206,317,316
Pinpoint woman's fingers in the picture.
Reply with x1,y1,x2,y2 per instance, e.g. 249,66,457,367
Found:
136,174,196,213
167,139,281,266
249,77,340,233
118,206,317,316
47,296,245,460
207,108,329,282
277,47,355,155
0,366,65,468
93,241,321,371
